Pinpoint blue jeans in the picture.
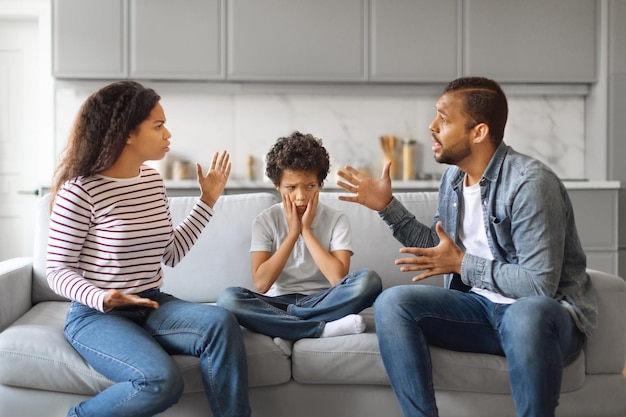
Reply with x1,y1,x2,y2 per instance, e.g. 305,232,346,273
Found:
374,285,585,417
217,269,382,340
64,289,250,417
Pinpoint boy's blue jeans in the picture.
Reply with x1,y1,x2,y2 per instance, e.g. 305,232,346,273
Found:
217,269,382,340
64,289,250,417
374,285,585,417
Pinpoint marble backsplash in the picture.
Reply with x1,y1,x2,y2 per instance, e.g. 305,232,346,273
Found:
55,87,585,183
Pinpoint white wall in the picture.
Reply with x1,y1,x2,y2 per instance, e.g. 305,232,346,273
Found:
54,82,585,183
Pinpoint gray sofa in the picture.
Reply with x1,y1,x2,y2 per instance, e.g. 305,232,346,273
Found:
0,191,624,417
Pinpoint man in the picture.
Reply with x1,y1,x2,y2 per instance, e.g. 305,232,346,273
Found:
336,77,597,417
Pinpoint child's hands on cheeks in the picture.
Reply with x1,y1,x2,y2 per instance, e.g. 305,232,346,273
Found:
281,191,318,236
282,193,302,237
301,191,318,231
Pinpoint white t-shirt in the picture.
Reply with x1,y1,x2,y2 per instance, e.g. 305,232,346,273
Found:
251,202,353,296
460,179,516,304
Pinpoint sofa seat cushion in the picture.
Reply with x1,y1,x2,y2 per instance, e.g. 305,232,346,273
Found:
291,308,586,394
0,301,291,395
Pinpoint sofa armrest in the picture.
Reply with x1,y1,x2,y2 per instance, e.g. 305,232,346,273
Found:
0,258,33,332
584,268,626,374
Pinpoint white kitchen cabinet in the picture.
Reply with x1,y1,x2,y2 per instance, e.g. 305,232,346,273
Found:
227,0,366,81
53,0,599,84
463,0,597,83
130,0,224,80
53,0,224,80
53,0,128,79
608,1,626,183
369,0,460,82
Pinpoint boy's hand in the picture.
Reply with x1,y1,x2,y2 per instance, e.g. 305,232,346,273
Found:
336,162,393,211
301,191,318,231
282,193,301,236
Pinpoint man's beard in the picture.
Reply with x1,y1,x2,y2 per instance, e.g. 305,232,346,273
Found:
434,135,472,165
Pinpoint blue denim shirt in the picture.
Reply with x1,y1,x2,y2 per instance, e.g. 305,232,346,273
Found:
379,143,597,336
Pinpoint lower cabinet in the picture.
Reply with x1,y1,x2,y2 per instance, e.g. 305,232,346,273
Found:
567,189,620,275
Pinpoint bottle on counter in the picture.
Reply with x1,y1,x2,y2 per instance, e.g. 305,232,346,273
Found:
402,139,417,181
246,155,254,180
172,159,191,180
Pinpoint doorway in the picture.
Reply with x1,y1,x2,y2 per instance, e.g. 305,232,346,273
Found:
0,2,53,261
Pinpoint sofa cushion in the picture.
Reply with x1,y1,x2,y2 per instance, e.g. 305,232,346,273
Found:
0,301,291,395
291,307,586,394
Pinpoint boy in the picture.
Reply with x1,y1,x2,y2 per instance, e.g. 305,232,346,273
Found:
217,131,381,340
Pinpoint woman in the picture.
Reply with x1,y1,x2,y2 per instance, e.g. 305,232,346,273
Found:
46,81,250,417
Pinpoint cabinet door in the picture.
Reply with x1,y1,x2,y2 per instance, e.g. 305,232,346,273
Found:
464,0,597,83
608,1,626,182
130,0,224,80
53,0,127,78
227,0,366,81
369,0,460,82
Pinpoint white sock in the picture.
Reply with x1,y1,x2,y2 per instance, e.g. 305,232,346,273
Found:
321,314,366,338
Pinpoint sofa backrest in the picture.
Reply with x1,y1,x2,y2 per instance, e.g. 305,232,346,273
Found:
319,192,442,289
31,191,441,304
32,195,65,304
160,193,278,302
31,193,279,304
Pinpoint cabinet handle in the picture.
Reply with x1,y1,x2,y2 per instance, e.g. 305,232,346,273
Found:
17,189,40,196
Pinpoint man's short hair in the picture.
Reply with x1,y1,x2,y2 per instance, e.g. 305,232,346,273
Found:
444,77,508,145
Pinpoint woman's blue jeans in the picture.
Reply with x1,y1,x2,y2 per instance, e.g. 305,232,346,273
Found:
374,285,585,417
64,289,250,417
217,269,382,340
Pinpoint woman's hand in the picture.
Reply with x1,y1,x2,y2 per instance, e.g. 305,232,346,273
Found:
197,151,231,208
103,289,159,311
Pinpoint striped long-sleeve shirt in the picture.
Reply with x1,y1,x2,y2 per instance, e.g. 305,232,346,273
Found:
46,165,213,312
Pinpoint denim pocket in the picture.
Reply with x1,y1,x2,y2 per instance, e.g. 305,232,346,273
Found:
490,215,516,260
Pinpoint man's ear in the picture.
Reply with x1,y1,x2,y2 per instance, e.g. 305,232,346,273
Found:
472,123,490,144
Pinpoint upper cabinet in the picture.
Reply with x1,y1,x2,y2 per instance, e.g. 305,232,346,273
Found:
52,0,598,84
53,0,127,79
369,0,460,82
53,0,224,80
227,0,366,81
129,0,224,80
464,0,597,83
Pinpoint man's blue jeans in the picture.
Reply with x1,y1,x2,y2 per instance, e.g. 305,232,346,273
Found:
374,285,585,417
217,269,382,340
64,289,250,417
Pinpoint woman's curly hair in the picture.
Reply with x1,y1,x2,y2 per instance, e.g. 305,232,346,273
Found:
50,81,160,202
265,131,330,186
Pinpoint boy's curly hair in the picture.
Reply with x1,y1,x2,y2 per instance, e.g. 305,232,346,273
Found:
265,131,330,186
